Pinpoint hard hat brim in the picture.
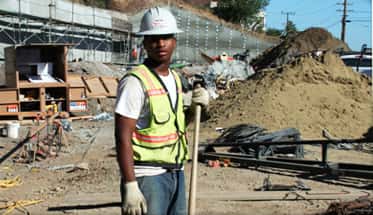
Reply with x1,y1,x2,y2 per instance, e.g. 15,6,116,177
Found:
136,28,183,36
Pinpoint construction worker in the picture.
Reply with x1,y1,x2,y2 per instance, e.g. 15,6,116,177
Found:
115,7,209,215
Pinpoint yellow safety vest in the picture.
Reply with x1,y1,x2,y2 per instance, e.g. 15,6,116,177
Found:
128,65,188,166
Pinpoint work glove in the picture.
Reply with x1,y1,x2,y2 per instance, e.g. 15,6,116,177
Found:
191,85,209,109
122,181,147,215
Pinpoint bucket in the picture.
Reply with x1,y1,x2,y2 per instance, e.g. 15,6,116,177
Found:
7,122,20,139
0,127,7,137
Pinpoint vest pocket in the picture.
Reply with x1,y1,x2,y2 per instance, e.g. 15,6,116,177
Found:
154,112,170,124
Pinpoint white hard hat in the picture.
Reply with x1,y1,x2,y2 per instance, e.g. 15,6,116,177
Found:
136,7,183,36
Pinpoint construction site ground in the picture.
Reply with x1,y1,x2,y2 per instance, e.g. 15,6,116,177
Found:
1,119,372,215
1,26,372,215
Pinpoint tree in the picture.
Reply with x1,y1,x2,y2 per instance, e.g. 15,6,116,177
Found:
213,0,269,25
285,20,297,35
266,28,282,36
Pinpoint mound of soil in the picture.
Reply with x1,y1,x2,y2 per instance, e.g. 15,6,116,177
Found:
251,28,350,71
68,61,125,78
207,52,372,139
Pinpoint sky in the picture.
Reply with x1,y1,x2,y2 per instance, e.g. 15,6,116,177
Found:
265,0,372,51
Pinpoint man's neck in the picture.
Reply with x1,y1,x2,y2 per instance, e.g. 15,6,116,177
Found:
144,59,170,76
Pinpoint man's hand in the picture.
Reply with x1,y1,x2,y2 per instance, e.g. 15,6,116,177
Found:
191,85,209,108
122,181,147,215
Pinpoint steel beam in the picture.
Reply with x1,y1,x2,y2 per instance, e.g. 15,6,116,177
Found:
200,152,373,179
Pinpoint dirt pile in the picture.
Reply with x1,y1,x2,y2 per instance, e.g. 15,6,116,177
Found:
251,28,350,71
207,52,372,139
68,61,125,78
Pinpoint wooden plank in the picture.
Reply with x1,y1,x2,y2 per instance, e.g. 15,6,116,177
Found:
200,50,215,64
39,88,45,113
66,74,85,87
19,81,67,88
18,112,43,119
0,108,19,114
0,103,18,112
99,77,118,97
82,76,108,97
69,87,86,100
0,120,37,125
0,89,18,102
0,100,19,104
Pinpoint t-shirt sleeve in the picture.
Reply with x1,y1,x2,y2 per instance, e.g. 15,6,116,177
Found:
115,75,145,119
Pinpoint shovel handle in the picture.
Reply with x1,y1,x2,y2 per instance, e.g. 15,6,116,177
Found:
188,104,201,215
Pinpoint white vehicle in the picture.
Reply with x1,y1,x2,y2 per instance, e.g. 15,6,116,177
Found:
340,45,372,77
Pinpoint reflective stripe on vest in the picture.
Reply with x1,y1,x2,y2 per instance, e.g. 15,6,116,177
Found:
132,131,178,144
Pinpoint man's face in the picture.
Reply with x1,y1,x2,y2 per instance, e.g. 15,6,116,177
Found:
143,34,176,63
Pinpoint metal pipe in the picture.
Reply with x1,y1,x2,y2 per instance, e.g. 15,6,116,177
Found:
200,138,373,148
200,152,373,179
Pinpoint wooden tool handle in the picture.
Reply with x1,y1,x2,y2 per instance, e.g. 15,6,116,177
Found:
188,104,201,215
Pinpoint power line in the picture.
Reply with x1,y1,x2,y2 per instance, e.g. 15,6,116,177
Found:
351,10,371,13
295,2,338,16
281,11,295,33
325,21,340,28
350,20,371,22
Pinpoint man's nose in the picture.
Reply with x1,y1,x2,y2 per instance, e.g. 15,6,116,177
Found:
155,38,166,47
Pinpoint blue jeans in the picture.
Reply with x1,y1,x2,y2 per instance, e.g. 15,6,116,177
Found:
121,170,187,215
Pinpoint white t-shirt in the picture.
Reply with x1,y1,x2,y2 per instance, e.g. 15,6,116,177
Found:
115,70,177,177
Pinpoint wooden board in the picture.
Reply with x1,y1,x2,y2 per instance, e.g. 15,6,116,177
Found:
67,74,85,88
19,81,67,88
0,104,18,112
82,76,108,97
0,89,18,102
100,77,118,97
70,87,86,100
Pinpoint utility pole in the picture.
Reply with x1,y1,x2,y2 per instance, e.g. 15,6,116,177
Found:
338,0,352,42
281,11,295,34
341,0,347,42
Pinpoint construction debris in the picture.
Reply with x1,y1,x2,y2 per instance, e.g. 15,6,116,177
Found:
181,52,255,99
0,113,72,164
256,176,310,191
47,162,89,172
0,199,43,215
213,124,304,158
316,197,373,215
89,112,114,121
0,176,21,188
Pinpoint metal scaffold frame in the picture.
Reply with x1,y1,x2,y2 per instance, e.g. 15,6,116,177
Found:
0,0,133,64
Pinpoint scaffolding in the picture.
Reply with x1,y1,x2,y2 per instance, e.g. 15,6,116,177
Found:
0,0,133,64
